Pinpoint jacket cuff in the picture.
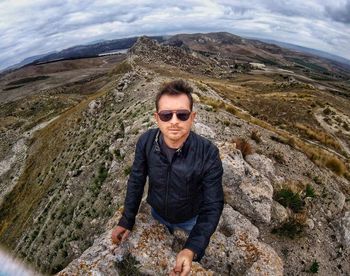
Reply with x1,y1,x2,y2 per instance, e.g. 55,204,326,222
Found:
183,243,204,262
117,215,134,231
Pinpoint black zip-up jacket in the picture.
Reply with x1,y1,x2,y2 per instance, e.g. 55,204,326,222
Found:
118,128,224,261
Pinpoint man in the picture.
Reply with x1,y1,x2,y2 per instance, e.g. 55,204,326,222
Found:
111,80,224,275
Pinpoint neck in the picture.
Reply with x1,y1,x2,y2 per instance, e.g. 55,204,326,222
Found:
163,132,190,149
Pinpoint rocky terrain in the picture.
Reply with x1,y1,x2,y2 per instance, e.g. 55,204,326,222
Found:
0,32,349,275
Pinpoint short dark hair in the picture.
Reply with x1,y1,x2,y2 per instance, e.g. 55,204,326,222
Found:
155,80,193,111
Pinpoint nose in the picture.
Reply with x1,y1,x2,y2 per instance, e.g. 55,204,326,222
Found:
169,111,180,124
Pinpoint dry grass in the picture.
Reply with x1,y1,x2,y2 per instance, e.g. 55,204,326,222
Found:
198,91,349,176
325,157,347,176
233,138,254,158
251,129,262,143
295,123,343,152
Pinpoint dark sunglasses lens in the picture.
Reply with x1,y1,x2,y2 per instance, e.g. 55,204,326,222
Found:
176,111,190,121
158,111,173,122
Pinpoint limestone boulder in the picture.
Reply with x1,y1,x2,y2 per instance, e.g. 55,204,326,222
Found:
332,211,350,250
220,144,274,224
194,122,216,139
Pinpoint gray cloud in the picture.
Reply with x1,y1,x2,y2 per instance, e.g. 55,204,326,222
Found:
325,0,350,23
0,0,349,71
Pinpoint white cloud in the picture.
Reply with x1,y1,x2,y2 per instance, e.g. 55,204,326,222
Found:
0,0,349,70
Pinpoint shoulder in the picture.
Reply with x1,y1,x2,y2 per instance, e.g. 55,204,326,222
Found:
190,131,218,153
136,128,158,149
138,128,158,141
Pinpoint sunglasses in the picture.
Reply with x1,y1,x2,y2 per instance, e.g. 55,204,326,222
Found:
157,109,191,122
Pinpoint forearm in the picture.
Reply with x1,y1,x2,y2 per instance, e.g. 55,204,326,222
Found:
184,147,224,261
118,138,147,230
183,200,223,261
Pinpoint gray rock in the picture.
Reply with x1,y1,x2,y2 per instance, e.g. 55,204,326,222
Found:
192,93,200,103
88,100,102,114
59,203,283,275
327,189,346,215
202,205,283,275
305,218,315,230
220,145,274,223
59,203,213,275
332,211,350,249
218,205,259,239
245,153,284,183
194,122,216,139
113,90,125,103
271,200,289,226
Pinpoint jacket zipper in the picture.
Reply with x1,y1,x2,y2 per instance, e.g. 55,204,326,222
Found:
165,148,182,219
154,130,183,220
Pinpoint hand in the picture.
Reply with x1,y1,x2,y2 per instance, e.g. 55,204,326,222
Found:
170,249,194,276
111,225,130,245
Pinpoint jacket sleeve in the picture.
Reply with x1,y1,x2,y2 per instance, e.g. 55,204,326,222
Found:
118,135,148,230
183,146,224,261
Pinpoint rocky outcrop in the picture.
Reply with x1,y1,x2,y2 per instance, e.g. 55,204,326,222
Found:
245,153,284,184
58,202,283,276
332,211,350,249
129,36,214,75
194,122,216,139
58,203,213,276
203,205,283,275
88,100,102,114
219,143,274,224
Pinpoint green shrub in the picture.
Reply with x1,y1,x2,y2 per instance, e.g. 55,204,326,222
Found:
274,188,304,213
271,219,304,239
124,166,132,176
90,165,108,195
305,184,316,198
223,120,230,127
308,260,319,273
115,253,141,276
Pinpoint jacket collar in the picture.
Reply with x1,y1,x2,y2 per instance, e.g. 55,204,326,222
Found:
154,128,192,156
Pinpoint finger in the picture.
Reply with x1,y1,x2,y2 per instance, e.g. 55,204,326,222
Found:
174,258,183,274
111,229,123,244
180,264,191,276
121,230,130,242
170,269,180,276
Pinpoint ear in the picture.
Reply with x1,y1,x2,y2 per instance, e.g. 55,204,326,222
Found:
154,112,159,123
191,111,197,120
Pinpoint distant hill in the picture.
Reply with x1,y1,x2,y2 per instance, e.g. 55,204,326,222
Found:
3,32,350,78
257,38,350,67
1,36,165,73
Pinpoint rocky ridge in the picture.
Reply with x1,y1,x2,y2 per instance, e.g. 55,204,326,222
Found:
59,53,349,274
0,36,349,275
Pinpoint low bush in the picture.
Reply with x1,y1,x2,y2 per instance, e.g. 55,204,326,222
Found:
271,219,304,239
251,129,262,143
274,188,304,213
233,138,254,158
305,184,316,198
308,260,319,273
115,253,141,276
325,157,346,176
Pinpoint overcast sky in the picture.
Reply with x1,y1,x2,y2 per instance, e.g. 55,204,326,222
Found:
1,0,350,70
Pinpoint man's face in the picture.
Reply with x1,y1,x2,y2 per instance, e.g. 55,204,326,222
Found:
154,94,196,145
